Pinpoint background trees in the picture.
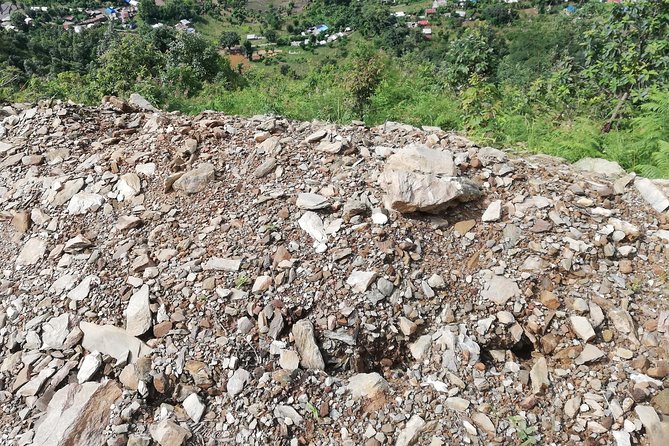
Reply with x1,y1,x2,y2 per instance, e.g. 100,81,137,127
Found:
220,31,240,49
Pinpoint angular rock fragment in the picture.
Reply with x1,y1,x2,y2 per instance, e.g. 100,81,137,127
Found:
173,163,215,194
126,285,152,336
16,237,47,266
385,144,456,176
31,381,121,446
347,373,389,399
149,420,191,446
379,170,481,214
80,321,152,364
67,192,104,215
396,415,426,446
291,319,325,370
635,178,669,213
296,193,329,210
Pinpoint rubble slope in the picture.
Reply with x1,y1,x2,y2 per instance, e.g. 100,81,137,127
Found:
1,100,669,446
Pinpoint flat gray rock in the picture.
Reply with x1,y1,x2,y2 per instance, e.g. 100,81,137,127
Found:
31,381,121,446
574,157,625,177
80,321,152,365
173,163,215,194
385,144,456,176
635,178,669,213
126,285,152,336
291,319,325,370
296,193,329,210
379,170,482,214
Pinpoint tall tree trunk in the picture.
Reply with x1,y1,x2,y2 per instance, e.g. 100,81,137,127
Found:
602,91,629,133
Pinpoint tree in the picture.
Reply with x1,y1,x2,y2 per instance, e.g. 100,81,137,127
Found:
93,34,164,97
480,4,518,26
345,44,385,119
243,40,253,58
166,32,222,81
264,29,278,43
10,10,28,32
580,0,669,127
138,0,160,24
440,24,505,90
220,31,240,49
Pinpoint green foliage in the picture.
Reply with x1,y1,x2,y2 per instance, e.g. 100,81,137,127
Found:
234,274,250,288
508,415,538,446
220,31,241,49
167,32,223,81
440,24,505,89
480,4,518,26
497,16,579,87
138,0,160,24
10,10,29,32
93,34,165,97
580,0,669,114
344,44,386,119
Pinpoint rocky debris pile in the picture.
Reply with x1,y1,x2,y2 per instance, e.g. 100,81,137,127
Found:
0,98,669,446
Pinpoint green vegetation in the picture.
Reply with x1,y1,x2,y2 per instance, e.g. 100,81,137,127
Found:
234,274,250,288
508,415,539,446
2,0,669,177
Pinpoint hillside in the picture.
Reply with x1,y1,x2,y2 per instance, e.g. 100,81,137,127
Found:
1,98,669,446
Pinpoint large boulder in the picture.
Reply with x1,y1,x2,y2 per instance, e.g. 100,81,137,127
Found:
173,163,215,194
573,157,625,177
385,144,456,176
635,178,669,213
129,93,159,112
379,170,482,214
31,381,121,446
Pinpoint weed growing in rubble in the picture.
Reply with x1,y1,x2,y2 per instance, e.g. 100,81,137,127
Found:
234,274,250,288
508,415,538,446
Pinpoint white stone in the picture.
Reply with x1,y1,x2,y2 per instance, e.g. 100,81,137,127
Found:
574,157,625,177
80,321,152,365
480,275,520,305
279,350,300,370
117,173,141,199
202,257,241,272
298,211,327,244
347,373,389,399
346,270,377,293
482,200,502,222
126,285,151,336
445,397,470,412
635,178,669,213
530,356,549,394
296,193,329,210
227,368,250,397
385,144,456,176
67,192,104,215
409,335,432,361
396,415,426,446
77,352,102,383
16,237,47,266
183,393,205,423
149,419,191,446
41,313,70,350
570,316,596,342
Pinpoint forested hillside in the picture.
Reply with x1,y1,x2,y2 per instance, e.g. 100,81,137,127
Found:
2,0,669,177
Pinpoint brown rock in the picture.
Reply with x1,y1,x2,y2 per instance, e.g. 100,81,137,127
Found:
31,381,122,446
153,321,173,338
11,210,30,233
540,290,560,310
619,260,634,274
